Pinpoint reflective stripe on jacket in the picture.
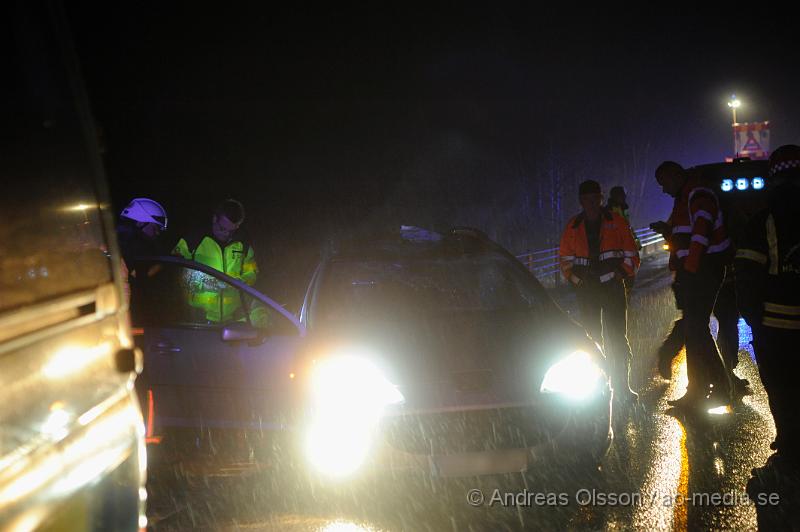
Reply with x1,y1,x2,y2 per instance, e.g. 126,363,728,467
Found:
173,233,258,322
734,196,800,330
668,177,732,273
559,209,640,284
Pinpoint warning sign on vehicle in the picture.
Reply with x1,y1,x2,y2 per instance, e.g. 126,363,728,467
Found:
734,121,770,160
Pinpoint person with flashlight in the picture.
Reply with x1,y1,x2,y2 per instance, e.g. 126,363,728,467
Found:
559,180,641,405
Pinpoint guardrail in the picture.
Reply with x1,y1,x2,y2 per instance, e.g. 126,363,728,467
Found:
516,227,666,288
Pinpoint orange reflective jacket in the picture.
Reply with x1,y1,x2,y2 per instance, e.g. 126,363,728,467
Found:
559,209,640,285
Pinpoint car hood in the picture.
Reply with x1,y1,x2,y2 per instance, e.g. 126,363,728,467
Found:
305,308,598,411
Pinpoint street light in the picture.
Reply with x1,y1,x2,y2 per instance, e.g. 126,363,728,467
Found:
727,95,741,125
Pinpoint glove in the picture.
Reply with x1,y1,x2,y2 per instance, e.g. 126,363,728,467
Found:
649,221,671,238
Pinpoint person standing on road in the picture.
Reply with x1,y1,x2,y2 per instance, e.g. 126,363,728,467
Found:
737,146,800,508
116,197,169,305
655,161,732,411
651,171,750,398
607,186,642,250
607,185,641,303
173,198,258,323
559,180,641,404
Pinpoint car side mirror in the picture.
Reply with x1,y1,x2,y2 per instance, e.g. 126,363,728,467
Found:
221,325,261,342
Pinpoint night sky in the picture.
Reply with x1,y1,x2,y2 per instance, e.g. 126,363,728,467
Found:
65,5,800,303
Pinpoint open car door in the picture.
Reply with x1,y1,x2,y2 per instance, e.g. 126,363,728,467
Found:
131,257,304,440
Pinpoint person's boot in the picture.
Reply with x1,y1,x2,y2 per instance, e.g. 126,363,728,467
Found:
730,373,752,399
747,456,798,532
666,388,703,409
657,346,676,381
668,382,729,412
750,453,800,492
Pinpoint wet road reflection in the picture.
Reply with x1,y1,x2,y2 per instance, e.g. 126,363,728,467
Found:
148,268,777,531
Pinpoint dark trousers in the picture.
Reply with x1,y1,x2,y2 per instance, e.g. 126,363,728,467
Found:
753,327,800,462
677,268,730,394
575,279,632,391
661,267,740,376
714,275,740,371
622,276,634,306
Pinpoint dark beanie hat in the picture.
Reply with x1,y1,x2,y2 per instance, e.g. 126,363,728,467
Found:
579,180,602,196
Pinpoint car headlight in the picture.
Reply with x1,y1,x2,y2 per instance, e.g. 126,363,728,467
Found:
540,350,604,400
309,352,404,412
304,350,404,477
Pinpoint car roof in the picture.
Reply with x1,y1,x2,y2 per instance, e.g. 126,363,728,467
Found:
328,226,503,262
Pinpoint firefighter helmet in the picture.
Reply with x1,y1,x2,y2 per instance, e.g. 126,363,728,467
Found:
120,198,168,229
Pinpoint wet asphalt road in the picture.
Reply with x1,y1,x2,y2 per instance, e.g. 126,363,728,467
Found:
147,255,777,531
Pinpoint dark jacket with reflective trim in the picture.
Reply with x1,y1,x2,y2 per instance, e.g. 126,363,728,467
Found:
734,184,800,330
559,208,640,285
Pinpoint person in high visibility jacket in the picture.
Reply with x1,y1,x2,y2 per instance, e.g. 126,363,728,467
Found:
607,186,641,250
736,146,800,497
559,179,641,404
606,185,641,305
656,161,732,411
173,199,258,323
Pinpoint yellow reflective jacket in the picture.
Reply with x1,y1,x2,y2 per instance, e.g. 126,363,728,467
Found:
173,231,258,322
608,203,641,250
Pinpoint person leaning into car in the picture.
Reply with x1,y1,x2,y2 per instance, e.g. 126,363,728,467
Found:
173,198,258,323
559,180,641,404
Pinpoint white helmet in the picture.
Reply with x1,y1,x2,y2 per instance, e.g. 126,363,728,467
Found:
120,198,168,229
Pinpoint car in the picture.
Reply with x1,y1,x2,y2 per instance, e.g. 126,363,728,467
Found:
284,226,613,480
132,226,612,483
1,3,146,529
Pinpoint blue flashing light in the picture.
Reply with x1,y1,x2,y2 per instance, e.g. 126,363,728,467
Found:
736,178,749,191
721,179,734,192
752,177,765,190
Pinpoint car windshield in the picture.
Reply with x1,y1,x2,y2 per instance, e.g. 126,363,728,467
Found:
314,253,543,325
